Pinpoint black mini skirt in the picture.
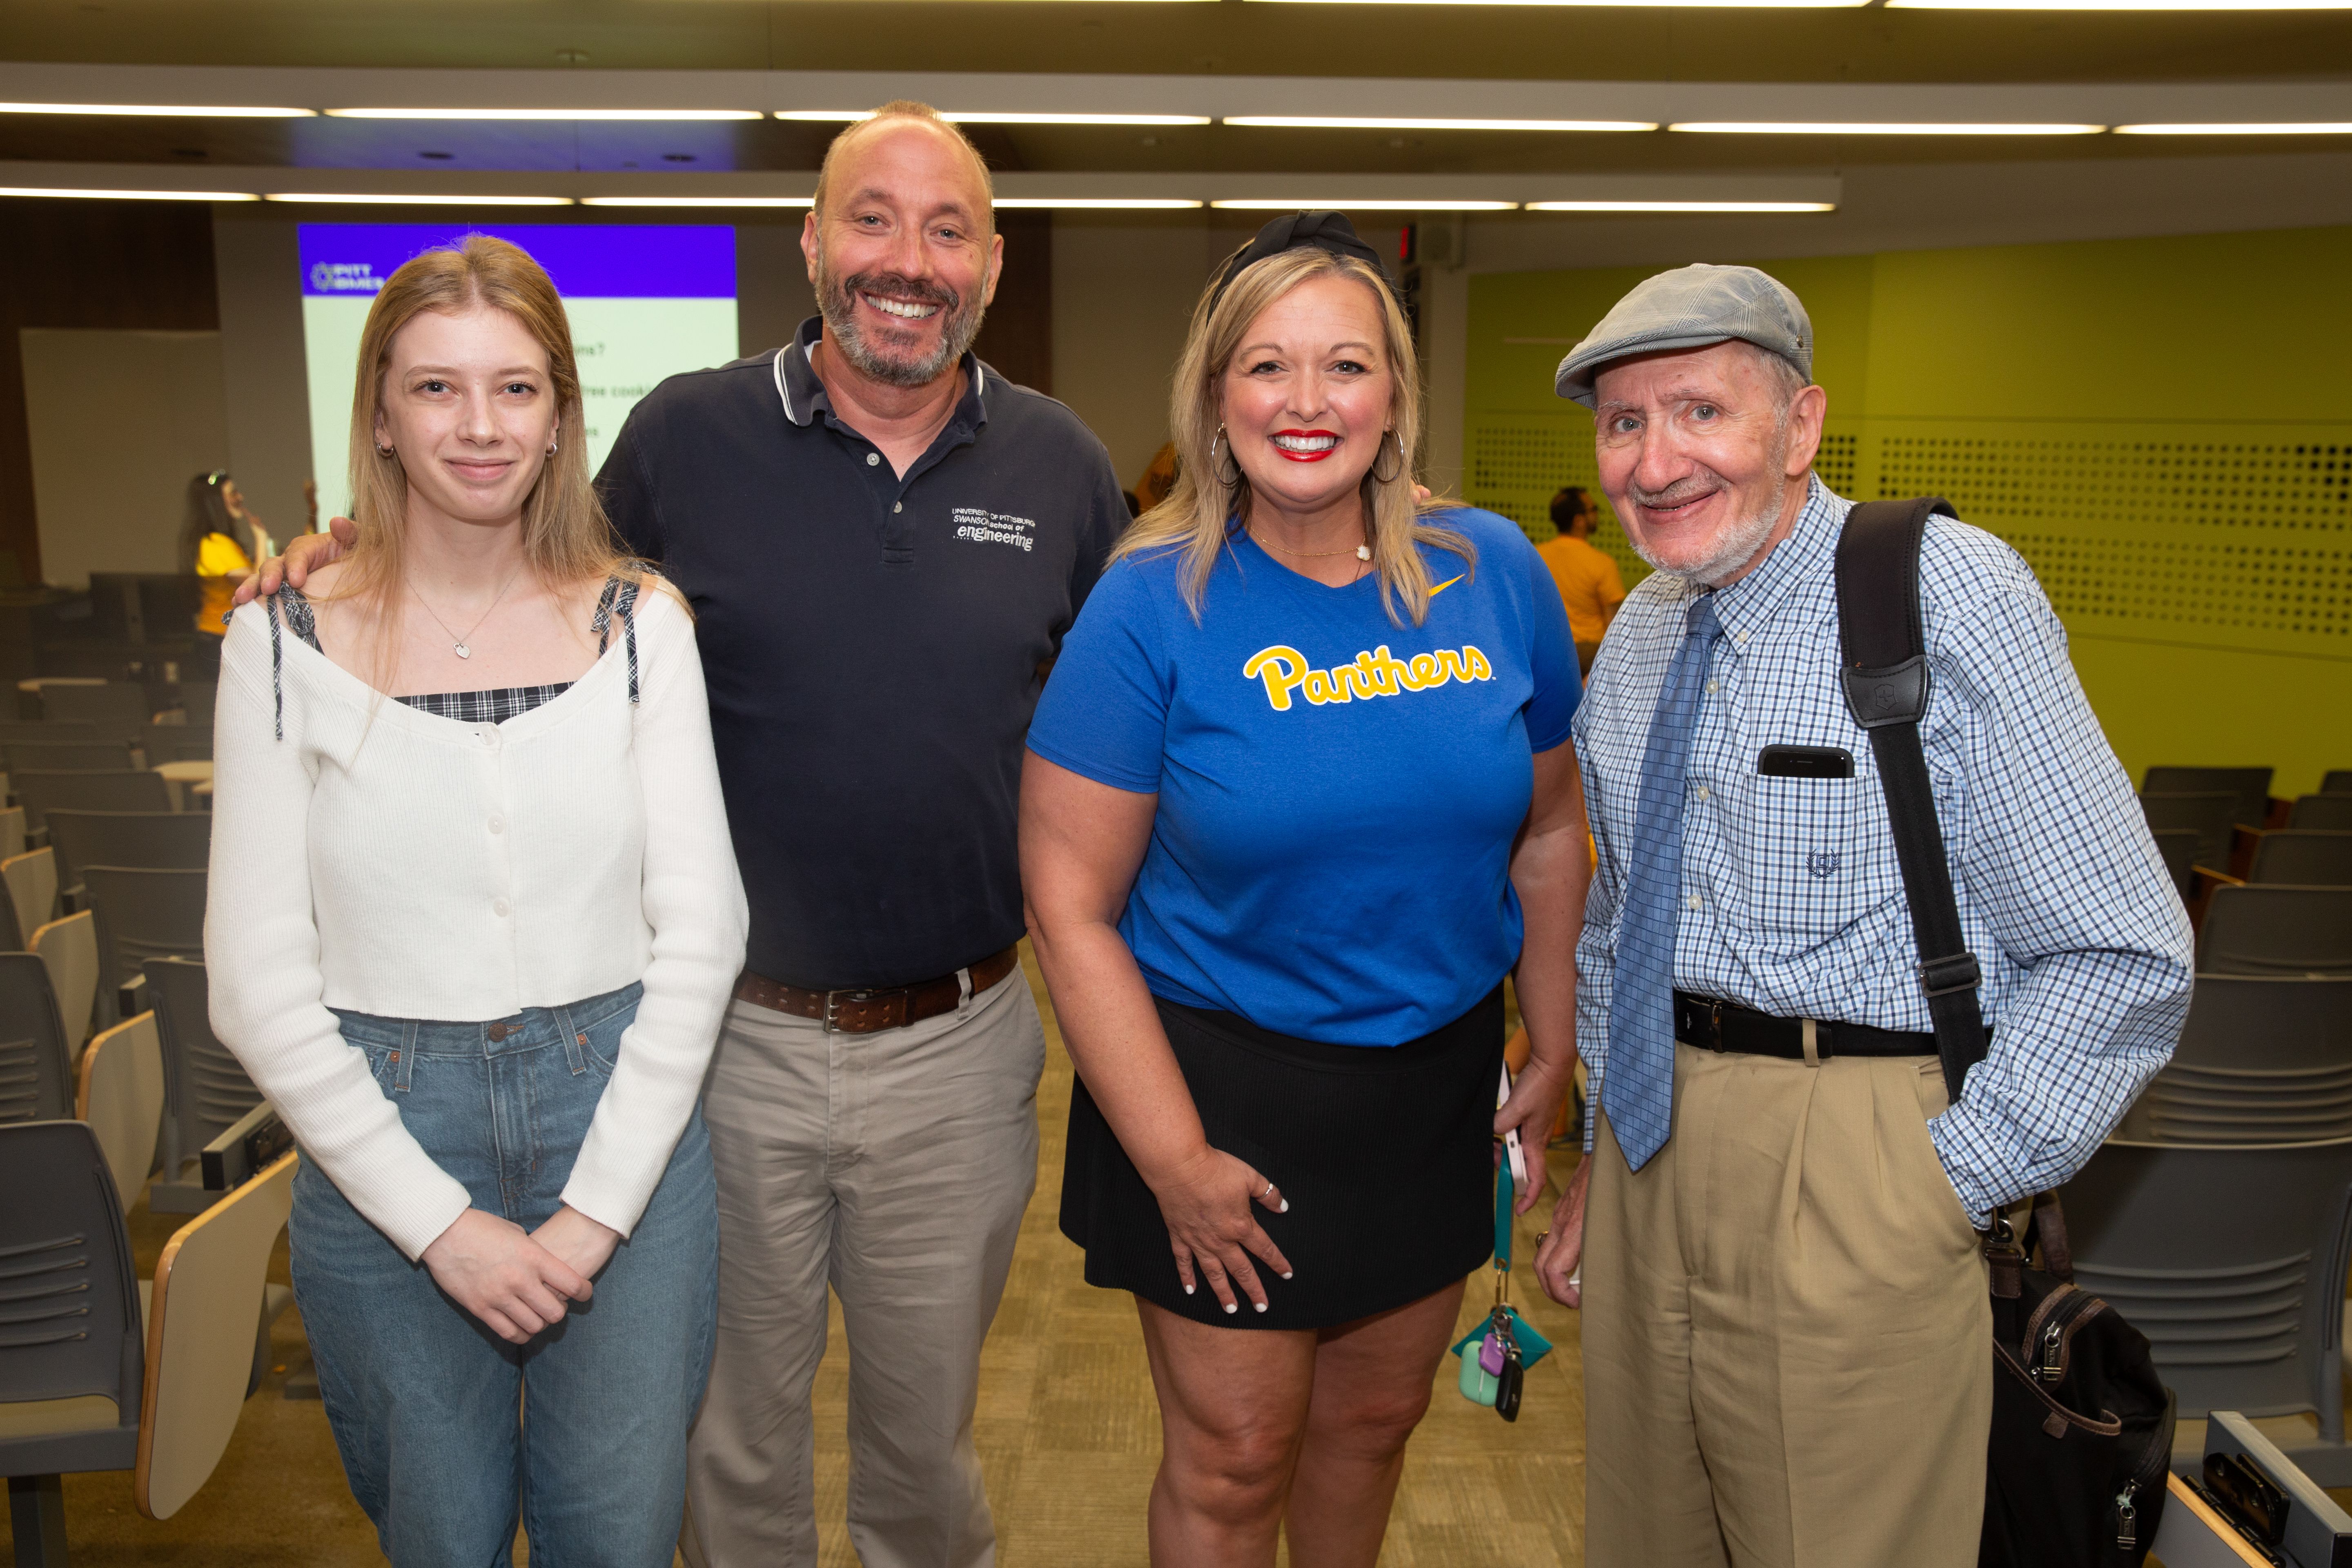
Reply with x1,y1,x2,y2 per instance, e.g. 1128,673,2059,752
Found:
1059,985,1506,1331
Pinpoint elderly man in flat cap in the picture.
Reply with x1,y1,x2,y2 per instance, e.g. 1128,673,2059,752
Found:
1530,264,2190,1566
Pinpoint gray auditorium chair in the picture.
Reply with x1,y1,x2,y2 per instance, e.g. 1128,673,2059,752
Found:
2198,886,2352,976
2246,831,2352,887
38,682,152,729
0,1117,300,1553
11,769,174,831
82,865,206,1006
2,740,140,775
2149,828,2199,903
0,1120,144,1560
143,957,264,1214
2323,770,2352,796
0,953,73,1124
174,682,216,730
134,725,213,765
2128,976,2352,1143
2292,795,2352,831
2140,791,2237,875
2060,1136,2352,1484
45,810,211,891
0,722,99,750
2142,766,2274,830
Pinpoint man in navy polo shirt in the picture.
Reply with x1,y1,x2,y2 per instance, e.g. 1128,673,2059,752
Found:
256,100,1127,1568
604,100,1124,1568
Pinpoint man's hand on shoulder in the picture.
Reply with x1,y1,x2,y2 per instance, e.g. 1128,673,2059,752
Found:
232,515,357,606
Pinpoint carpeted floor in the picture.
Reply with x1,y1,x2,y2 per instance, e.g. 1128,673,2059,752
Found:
17,949,1586,1564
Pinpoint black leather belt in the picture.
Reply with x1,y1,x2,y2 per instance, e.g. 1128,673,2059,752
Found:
1673,990,1939,1062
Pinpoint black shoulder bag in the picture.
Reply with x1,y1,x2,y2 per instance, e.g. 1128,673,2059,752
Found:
1837,497,2176,1568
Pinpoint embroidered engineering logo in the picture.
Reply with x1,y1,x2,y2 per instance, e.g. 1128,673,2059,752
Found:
1243,644,1494,711
951,508,1037,552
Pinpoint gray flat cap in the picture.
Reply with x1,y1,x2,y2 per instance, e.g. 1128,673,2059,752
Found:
1553,263,1812,408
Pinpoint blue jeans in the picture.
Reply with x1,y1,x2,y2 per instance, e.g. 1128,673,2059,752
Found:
290,982,719,1568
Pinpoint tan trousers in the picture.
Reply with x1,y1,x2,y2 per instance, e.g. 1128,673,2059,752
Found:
681,971,1044,1568
1583,1043,1990,1568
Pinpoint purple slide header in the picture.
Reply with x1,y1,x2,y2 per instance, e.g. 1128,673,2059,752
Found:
298,223,735,299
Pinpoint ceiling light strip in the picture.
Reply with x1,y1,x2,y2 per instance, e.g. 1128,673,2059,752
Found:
1670,120,2105,135
2112,121,2352,134
327,108,763,121
774,110,1209,125
1223,116,1656,131
1209,198,1520,210
263,192,577,206
579,195,815,207
1247,0,1871,8
943,112,1212,125
0,102,316,118
1887,0,2352,9
0,185,261,201
993,197,1206,208
1525,199,1835,212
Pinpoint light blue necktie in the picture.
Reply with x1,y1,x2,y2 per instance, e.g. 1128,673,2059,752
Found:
1604,593,1721,1172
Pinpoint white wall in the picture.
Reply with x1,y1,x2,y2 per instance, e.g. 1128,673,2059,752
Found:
22,328,230,588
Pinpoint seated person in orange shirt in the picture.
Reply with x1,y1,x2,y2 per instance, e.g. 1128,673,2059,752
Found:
1535,485,1627,673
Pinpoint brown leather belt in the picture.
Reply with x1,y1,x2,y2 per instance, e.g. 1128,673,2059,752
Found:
733,945,1020,1034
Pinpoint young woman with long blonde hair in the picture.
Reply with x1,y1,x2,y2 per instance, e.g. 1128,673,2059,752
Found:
206,234,746,1566
1021,213,1590,1566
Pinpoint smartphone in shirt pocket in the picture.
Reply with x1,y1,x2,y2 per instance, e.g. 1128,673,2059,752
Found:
1756,744,1855,780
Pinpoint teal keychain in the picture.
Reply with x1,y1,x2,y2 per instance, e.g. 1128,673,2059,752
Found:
1452,1067,1554,1420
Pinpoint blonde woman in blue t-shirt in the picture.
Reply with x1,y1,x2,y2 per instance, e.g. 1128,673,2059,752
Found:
1021,212,1588,1568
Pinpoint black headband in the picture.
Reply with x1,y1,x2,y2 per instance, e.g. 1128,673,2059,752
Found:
1207,211,1398,315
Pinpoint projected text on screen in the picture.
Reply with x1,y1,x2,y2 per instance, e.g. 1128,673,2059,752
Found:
298,223,738,517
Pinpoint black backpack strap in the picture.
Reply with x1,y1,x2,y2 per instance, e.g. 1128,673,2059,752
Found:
1835,496,1989,1106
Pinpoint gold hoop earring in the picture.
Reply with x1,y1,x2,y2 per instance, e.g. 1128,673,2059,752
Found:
1370,430,1405,486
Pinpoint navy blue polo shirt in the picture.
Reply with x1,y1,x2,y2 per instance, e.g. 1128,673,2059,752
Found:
597,316,1127,989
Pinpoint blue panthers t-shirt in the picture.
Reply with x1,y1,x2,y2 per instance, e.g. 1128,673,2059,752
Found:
1025,507,1580,1045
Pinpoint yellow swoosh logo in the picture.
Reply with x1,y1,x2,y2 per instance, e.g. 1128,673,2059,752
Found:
1430,575,1464,597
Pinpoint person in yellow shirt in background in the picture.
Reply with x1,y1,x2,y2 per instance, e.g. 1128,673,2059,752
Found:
1535,485,1626,675
182,470,274,673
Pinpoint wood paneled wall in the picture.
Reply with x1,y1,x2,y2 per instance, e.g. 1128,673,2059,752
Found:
0,200,222,584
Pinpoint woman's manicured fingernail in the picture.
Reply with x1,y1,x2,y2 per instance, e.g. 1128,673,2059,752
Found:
1183,1283,1195,1295
1254,1301,1267,1313
1223,1301,1237,1314
1281,1272,1294,1280
1279,1199,1290,1213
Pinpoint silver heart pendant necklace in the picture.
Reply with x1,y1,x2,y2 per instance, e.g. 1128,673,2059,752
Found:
410,562,526,660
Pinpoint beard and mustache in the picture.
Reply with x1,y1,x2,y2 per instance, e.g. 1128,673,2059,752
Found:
814,249,988,390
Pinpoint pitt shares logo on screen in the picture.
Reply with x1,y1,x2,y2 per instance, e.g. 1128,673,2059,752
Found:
1243,644,1494,711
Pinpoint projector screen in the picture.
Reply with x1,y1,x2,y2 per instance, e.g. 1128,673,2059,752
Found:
299,223,739,517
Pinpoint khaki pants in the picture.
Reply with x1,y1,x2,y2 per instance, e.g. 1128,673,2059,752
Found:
1583,1043,1990,1568
682,971,1045,1568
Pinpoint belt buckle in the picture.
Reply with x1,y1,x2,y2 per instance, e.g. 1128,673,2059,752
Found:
822,988,873,1033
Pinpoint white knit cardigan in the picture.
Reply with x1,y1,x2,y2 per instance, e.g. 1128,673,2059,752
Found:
204,585,748,1260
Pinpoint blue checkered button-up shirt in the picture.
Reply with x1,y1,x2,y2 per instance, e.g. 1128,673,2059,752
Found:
1573,478,2194,1225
